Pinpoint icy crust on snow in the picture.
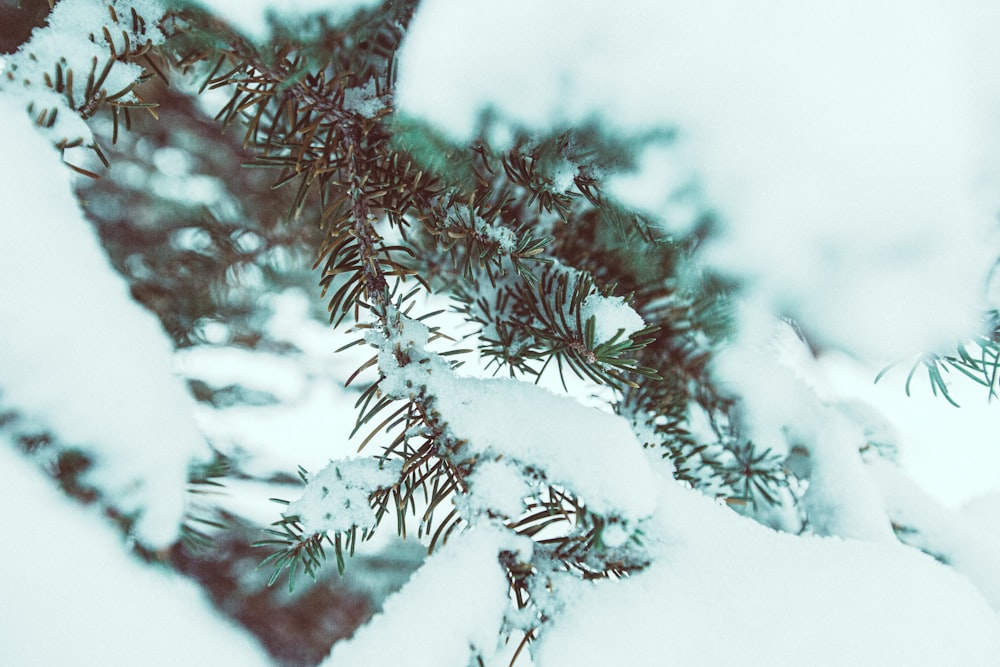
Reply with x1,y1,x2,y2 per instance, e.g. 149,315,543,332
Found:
536,479,1000,667
0,96,205,546
322,525,526,667
287,457,402,534
1,0,166,144
396,0,1000,362
0,442,274,667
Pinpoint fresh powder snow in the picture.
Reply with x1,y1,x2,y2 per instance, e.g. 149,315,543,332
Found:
0,441,274,667
322,525,527,667
287,457,403,534
0,94,205,547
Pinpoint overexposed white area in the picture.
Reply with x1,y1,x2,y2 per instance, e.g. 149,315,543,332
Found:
0,96,207,546
535,479,1000,666
193,0,381,42
964,493,1000,535
397,0,1000,362
178,289,369,477
0,442,275,667
355,310,1000,663
322,526,524,667
821,353,1000,508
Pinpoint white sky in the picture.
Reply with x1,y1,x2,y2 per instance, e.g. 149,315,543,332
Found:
822,354,1000,509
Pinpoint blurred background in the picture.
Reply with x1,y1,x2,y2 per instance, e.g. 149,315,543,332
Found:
0,3,425,664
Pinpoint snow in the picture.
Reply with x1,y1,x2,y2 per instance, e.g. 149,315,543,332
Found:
535,478,1000,667
194,0,381,43
287,457,402,534
175,345,309,403
321,525,524,667
435,375,658,521
342,79,388,119
265,289,340,358
0,441,275,667
475,215,518,254
604,142,703,236
868,459,1000,610
149,163,226,208
579,293,645,345
396,0,1000,363
1,0,168,144
358,301,1000,664
963,493,1000,537
461,458,532,521
3,2,999,664
373,313,659,522
798,413,894,543
0,96,206,546
192,372,359,477
712,318,894,542
819,352,1000,509
178,288,376,478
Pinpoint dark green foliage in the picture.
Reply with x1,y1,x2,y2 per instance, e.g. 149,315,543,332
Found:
256,516,338,591
145,3,743,608
718,441,787,508
180,454,232,553
453,265,661,389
